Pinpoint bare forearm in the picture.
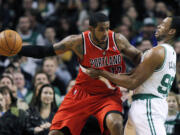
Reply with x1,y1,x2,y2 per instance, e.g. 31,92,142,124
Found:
100,70,137,89
133,52,142,66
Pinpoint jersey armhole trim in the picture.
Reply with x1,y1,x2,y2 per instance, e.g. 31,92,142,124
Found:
82,33,86,55
155,45,167,72
113,32,119,50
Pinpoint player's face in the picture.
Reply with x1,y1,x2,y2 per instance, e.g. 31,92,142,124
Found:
167,96,178,112
91,21,109,44
155,17,172,39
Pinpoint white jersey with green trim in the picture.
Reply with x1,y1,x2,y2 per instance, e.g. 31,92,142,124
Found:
134,44,176,99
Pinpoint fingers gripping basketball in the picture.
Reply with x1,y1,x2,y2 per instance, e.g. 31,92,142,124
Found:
0,30,22,56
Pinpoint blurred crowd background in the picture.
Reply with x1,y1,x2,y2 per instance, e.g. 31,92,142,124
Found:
0,0,180,135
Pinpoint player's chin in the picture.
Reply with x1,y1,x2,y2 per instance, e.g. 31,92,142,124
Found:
100,39,107,43
155,33,159,38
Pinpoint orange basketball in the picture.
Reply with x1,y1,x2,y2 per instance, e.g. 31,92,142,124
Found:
0,30,22,56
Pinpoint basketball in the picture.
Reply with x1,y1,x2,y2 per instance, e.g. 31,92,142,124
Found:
0,30,22,56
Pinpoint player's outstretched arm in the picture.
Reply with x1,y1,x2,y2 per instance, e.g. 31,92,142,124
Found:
18,34,83,59
115,33,142,66
18,45,56,58
87,46,165,89
53,34,83,59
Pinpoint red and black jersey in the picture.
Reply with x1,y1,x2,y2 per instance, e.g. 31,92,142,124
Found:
75,30,126,94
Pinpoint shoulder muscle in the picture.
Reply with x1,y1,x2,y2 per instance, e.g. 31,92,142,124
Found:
114,33,142,65
53,34,83,59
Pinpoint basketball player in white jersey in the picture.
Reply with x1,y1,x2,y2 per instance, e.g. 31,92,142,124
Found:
86,16,180,135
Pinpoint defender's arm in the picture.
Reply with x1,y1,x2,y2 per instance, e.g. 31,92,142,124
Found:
92,46,165,89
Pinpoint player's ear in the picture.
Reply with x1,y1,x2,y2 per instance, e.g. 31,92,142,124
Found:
168,28,176,36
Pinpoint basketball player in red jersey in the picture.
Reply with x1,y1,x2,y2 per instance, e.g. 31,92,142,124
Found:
18,12,142,135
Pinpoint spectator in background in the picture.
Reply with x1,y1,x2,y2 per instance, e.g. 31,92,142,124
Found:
56,16,76,40
3,57,33,88
42,57,66,95
175,55,180,94
143,0,156,18
0,92,6,117
0,75,14,90
44,26,58,45
33,71,50,88
27,9,45,34
0,86,27,135
32,0,55,20
155,2,172,17
165,92,180,135
122,0,134,10
136,39,153,52
17,16,45,45
174,40,180,55
78,0,108,32
154,11,167,26
52,0,80,29
125,6,142,32
0,56,10,75
55,56,72,86
0,76,29,110
21,0,33,16
0,86,16,112
121,15,133,30
114,24,132,40
25,84,57,135
0,0,22,29
18,56,38,78
78,17,89,33
25,71,61,106
13,71,29,101
131,17,157,46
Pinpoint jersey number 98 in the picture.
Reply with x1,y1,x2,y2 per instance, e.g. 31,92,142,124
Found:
158,74,174,96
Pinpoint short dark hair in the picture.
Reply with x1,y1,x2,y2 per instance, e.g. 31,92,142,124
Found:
89,12,109,27
170,16,180,39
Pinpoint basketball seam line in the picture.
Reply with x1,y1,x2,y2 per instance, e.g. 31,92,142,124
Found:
0,46,8,52
4,31,12,56
13,41,22,52
10,32,16,55
0,35,9,52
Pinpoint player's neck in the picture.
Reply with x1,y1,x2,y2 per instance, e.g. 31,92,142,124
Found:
159,37,174,45
90,33,107,50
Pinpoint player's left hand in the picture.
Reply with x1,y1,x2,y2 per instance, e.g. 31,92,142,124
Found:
85,68,101,79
